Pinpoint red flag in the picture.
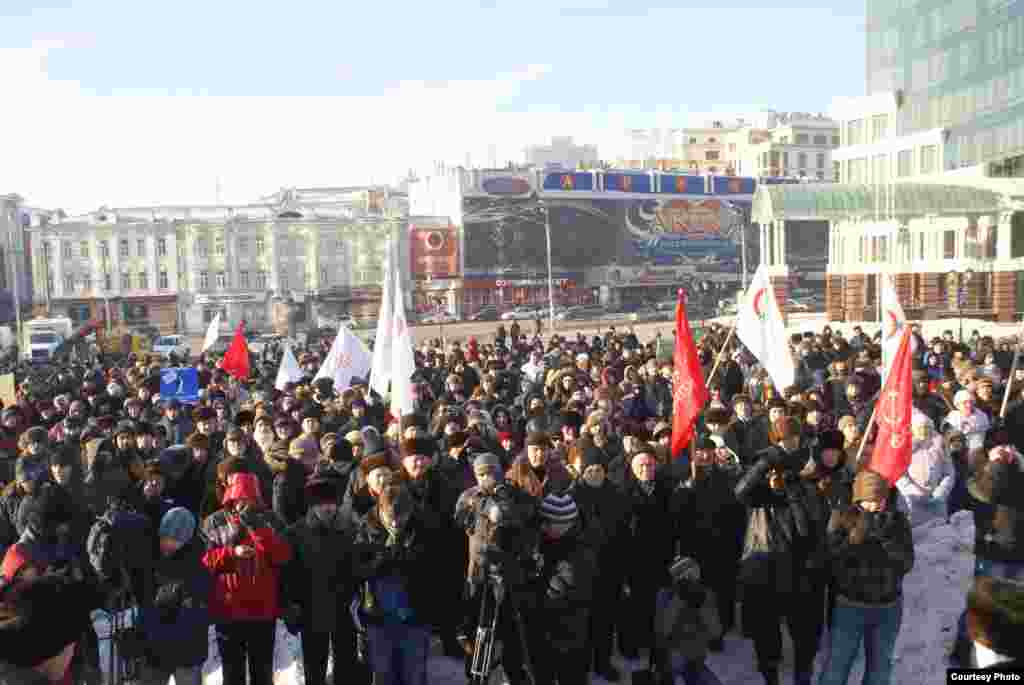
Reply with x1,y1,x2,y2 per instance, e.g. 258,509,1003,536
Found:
867,327,913,485
671,289,709,458
220,322,250,381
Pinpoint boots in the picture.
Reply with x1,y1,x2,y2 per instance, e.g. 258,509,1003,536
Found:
760,669,780,685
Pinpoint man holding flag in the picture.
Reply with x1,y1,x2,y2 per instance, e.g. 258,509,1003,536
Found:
670,288,709,465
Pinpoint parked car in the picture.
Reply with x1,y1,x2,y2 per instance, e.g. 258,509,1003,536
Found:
152,335,190,359
421,312,458,324
468,306,500,322
500,306,538,321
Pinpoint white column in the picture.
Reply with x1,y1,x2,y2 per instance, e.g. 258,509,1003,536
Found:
53,239,64,298
111,232,121,295
228,226,240,290
268,223,280,292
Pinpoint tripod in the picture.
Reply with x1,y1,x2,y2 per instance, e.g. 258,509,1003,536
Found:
469,572,536,685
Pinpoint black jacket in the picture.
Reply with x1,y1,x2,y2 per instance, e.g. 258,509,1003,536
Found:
285,507,355,635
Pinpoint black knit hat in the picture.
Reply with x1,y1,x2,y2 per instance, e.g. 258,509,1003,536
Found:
300,403,323,422
0,574,98,668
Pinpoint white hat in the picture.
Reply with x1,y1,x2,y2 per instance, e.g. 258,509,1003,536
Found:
576,353,590,362
954,390,974,407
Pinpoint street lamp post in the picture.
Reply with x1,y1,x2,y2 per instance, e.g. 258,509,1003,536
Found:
538,200,555,333
950,267,975,344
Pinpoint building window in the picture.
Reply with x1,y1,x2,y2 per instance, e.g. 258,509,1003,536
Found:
216,272,227,289
199,271,209,290
138,271,148,290
238,238,247,253
43,242,51,259
832,136,840,146
80,241,89,259
157,238,167,257
813,134,828,145
137,239,145,256
159,271,168,289
240,271,250,289
705,151,720,161
256,271,267,289
920,145,938,174
119,240,129,257
256,238,265,255
103,273,112,291
195,240,208,257
120,272,130,290
214,238,225,256
798,152,808,168
63,275,74,293
280,273,289,291
795,134,809,145
100,241,109,259
943,230,957,259
816,152,826,169
320,268,328,286
59,241,70,258
897,149,913,177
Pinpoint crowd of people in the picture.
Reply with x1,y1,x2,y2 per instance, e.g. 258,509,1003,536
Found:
0,319,1021,685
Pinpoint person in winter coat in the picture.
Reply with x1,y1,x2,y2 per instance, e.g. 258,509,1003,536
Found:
138,508,212,685
673,437,746,652
169,433,219,519
735,421,822,685
395,436,465,658
352,480,441,685
620,443,676,660
943,390,990,451
283,467,367,685
895,411,954,526
506,432,572,499
157,400,193,447
201,472,292,685
652,557,722,685
817,469,914,685
340,434,395,533
526,491,597,685
0,457,49,558
568,442,629,681
260,439,306,526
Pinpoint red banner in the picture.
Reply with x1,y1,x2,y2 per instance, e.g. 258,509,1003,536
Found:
671,289,708,458
409,224,458,279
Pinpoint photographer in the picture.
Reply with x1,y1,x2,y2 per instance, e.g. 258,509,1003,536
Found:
454,453,539,685
734,418,822,685
817,470,913,685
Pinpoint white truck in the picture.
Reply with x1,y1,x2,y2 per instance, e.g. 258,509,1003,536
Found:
23,317,74,363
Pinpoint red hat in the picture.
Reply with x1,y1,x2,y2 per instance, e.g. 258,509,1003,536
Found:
1,544,37,582
221,473,264,508
497,431,514,444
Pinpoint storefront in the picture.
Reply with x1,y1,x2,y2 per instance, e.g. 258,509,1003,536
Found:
312,286,384,325
461,274,590,315
412,278,463,318
185,293,270,333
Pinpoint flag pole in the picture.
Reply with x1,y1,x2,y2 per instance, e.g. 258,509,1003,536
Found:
1000,344,1021,420
705,323,737,387
855,406,877,466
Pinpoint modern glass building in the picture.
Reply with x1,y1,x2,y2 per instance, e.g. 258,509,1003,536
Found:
865,0,1024,174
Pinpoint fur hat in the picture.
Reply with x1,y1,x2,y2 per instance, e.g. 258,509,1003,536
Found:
192,406,215,423
630,442,657,460
852,469,890,503
447,431,469,449
526,431,550,448
967,576,1024,659
359,452,392,479
766,397,789,411
652,422,672,440
185,433,209,450
399,437,435,459
300,403,323,422
704,408,731,426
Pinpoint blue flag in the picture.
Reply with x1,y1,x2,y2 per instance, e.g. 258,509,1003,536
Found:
160,368,199,404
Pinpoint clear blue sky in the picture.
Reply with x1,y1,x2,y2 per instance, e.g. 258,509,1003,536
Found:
0,0,866,210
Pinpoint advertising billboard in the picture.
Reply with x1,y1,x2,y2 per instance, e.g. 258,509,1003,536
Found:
409,220,459,279
461,195,741,273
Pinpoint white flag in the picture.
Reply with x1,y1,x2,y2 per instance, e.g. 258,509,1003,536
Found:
736,266,796,391
390,263,416,418
274,344,304,391
369,241,395,398
201,312,221,353
880,272,908,381
315,325,373,393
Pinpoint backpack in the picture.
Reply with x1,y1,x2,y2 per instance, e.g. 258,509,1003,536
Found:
87,504,156,605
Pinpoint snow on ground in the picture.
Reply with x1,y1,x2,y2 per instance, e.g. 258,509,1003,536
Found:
94,513,976,684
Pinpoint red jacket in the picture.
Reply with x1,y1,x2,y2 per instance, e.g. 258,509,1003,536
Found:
201,476,292,622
